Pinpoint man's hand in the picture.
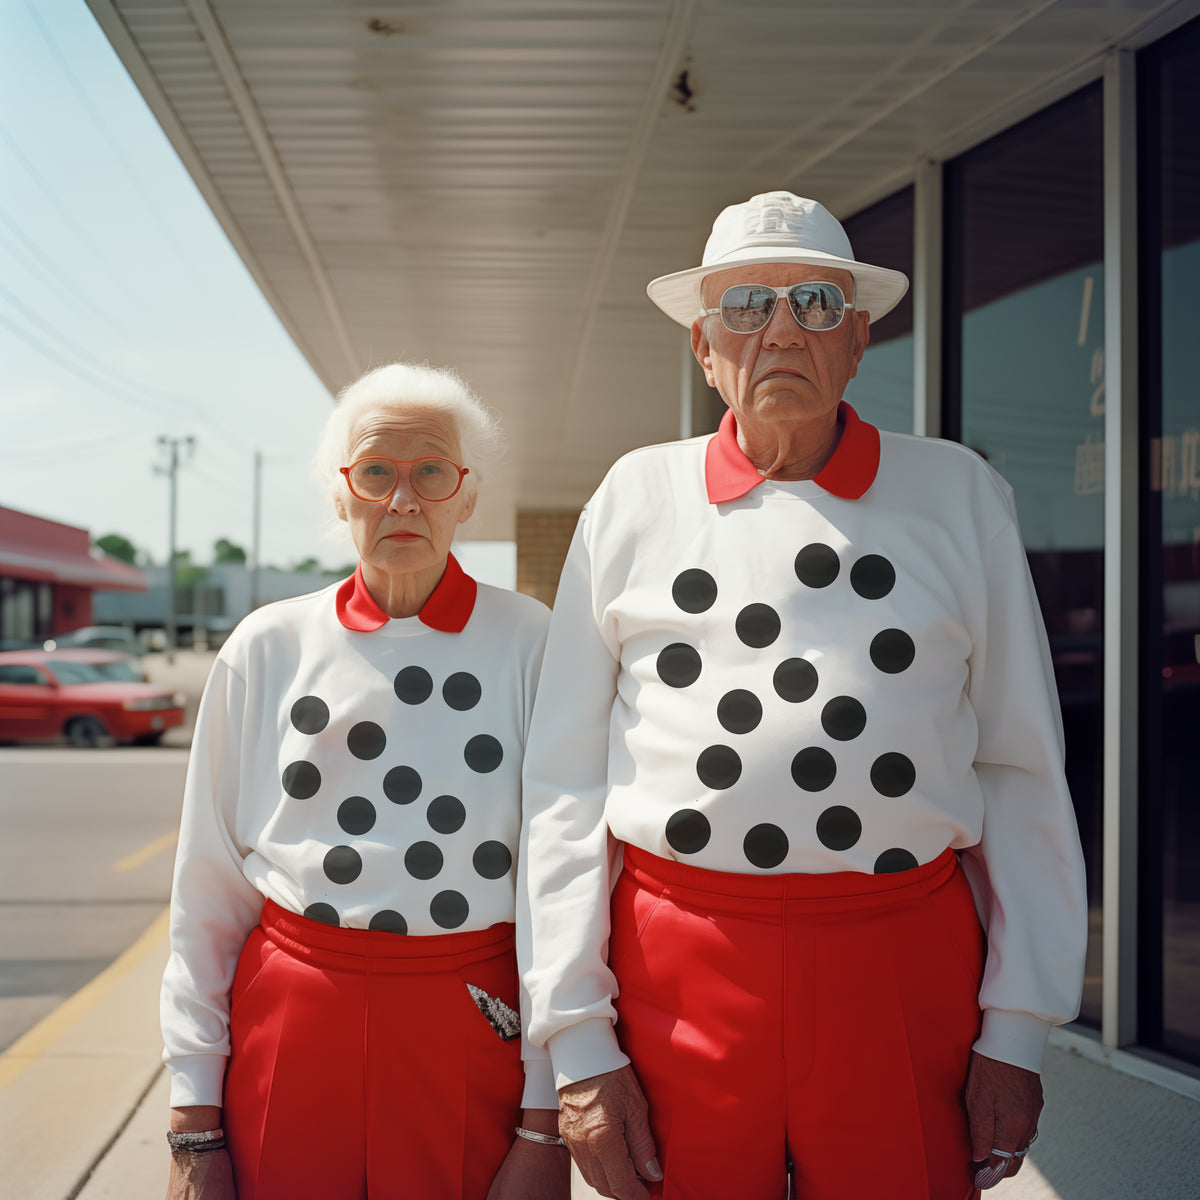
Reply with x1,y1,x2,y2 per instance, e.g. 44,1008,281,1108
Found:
558,1066,662,1200
965,1050,1043,1190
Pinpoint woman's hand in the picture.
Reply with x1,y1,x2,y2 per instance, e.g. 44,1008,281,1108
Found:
165,1105,236,1200
486,1108,571,1200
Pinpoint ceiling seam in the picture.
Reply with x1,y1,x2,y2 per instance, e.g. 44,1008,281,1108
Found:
553,0,697,457
780,0,1065,188
181,0,360,382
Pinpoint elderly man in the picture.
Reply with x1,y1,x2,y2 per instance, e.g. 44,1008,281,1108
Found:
518,192,1087,1200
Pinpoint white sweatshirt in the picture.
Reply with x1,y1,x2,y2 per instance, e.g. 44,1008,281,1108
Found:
520,404,1088,1092
161,557,555,1108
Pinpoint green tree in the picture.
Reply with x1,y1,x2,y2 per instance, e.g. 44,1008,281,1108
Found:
213,537,247,564
96,532,138,564
292,556,321,574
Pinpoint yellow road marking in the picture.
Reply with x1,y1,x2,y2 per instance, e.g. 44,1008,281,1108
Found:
0,906,170,1091
112,830,178,872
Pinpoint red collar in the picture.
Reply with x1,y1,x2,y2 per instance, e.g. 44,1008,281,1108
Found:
335,553,478,633
703,402,880,503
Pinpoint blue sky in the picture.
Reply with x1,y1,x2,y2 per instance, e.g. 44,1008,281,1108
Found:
0,0,421,576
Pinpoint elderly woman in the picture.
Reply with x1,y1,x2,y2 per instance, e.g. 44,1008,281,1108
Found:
162,363,567,1199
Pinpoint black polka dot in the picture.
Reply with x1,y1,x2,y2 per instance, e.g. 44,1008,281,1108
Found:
405,840,443,880
443,672,482,711
282,761,321,799
369,909,408,934
816,806,862,851
657,643,702,688
717,689,762,734
696,745,742,790
394,666,433,704
383,765,422,804
871,752,916,797
323,845,362,884
464,734,503,773
870,629,915,674
774,658,818,703
473,841,513,879
791,747,836,791
347,721,386,760
338,796,376,835
431,890,469,929
795,543,840,588
736,603,781,648
821,696,866,741
672,568,718,613
427,794,465,834
851,554,896,599
744,823,789,869
290,695,329,734
665,809,711,854
303,902,338,926
875,848,920,874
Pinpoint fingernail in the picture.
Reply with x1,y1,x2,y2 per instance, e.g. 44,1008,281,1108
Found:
645,1157,663,1180
974,1162,1007,1189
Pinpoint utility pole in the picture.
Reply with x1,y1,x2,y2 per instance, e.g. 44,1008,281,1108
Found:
251,449,262,610
155,435,195,662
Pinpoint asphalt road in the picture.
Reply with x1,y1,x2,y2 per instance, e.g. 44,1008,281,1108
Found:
0,649,215,1053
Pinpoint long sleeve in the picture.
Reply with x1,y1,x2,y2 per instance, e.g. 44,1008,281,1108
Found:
160,656,264,1107
961,515,1089,1073
518,511,631,1092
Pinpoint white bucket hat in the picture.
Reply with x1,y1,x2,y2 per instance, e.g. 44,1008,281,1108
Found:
646,192,910,327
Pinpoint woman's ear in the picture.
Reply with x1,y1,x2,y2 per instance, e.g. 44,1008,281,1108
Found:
333,492,348,522
457,488,478,525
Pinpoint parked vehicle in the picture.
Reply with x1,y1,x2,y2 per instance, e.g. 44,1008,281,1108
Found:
43,625,143,661
0,649,185,747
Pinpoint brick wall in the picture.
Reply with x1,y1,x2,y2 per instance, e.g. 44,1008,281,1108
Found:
516,509,581,609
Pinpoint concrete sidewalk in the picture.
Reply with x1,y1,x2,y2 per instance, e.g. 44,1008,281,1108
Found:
2,906,1198,1200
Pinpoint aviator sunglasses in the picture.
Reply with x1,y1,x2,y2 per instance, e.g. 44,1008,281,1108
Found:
703,281,854,334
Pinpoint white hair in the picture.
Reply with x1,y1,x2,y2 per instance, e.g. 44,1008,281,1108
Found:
313,361,505,509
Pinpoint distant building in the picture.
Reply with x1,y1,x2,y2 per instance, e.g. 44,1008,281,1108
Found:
0,505,147,644
93,562,337,644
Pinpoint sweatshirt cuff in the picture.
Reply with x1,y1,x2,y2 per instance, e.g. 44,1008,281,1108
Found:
521,1055,560,1110
547,1018,630,1092
973,1010,1053,1074
165,1053,229,1108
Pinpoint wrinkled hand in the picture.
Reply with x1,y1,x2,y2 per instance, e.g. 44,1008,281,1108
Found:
558,1066,662,1200
965,1050,1043,1190
164,1147,236,1200
486,1135,571,1200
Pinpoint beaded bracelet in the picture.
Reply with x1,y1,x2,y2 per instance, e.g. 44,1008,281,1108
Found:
515,1126,567,1147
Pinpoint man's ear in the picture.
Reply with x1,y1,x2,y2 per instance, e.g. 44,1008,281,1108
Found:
847,311,871,380
691,320,718,389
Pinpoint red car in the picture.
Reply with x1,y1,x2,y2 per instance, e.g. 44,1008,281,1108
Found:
0,649,185,747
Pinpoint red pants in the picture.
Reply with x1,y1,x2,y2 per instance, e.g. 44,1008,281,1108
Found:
222,900,524,1199
610,846,985,1200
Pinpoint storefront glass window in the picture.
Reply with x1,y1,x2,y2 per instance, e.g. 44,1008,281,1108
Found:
946,86,1105,1027
843,188,914,433
1139,14,1200,1068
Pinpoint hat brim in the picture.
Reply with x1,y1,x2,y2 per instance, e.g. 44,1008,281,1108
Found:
646,249,910,328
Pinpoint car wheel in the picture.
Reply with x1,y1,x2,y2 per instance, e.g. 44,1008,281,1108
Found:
65,716,114,748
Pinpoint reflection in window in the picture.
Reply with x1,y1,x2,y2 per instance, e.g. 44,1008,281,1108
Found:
843,188,914,433
1139,13,1200,1069
946,85,1105,1027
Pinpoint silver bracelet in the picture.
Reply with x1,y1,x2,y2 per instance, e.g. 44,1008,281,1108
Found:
166,1128,225,1152
515,1126,567,1147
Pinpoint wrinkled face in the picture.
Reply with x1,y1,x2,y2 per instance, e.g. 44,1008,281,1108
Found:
691,263,870,430
334,407,476,578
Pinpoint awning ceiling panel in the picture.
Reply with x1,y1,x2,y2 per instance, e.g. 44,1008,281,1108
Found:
86,0,1185,538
